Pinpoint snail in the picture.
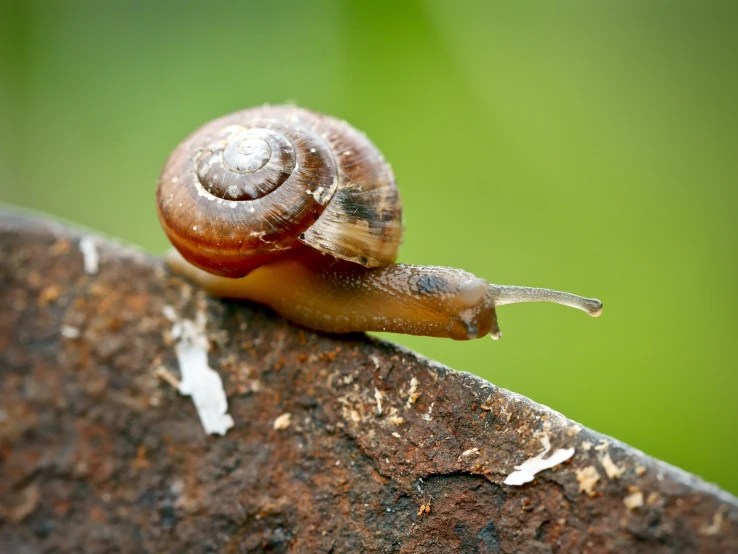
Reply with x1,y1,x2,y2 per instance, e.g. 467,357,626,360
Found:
156,105,602,340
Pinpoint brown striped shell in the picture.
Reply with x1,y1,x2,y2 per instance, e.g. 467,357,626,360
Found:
156,106,403,278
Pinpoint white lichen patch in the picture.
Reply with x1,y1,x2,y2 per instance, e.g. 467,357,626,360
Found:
79,236,99,274
504,435,575,486
273,413,292,431
163,306,234,436
576,465,601,496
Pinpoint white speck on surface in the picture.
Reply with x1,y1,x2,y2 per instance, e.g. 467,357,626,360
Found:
392,432,401,439
504,435,575,486
594,439,610,451
274,413,292,430
79,236,99,274
422,402,434,421
374,388,383,415
307,186,328,204
567,425,582,437
624,490,644,510
388,408,405,426
576,465,601,496
170,478,185,497
60,325,81,339
162,305,177,322
459,448,480,461
164,307,233,436
406,377,420,409
699,505,727,536
601,453,624,479
192,225,198,231
155,366,181,388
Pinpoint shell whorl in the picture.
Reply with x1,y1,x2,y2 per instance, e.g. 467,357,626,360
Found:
156,106,403,278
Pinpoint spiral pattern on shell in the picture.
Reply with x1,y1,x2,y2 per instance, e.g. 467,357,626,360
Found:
156,106,403,277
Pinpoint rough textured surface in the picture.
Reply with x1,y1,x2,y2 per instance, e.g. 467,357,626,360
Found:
1,211,736,554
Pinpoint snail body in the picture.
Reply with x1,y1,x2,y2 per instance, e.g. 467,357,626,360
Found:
157,105,601,340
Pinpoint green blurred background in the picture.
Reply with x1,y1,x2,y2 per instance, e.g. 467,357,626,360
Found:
2,1,737,493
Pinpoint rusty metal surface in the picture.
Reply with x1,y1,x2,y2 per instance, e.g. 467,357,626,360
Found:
1,210,736,553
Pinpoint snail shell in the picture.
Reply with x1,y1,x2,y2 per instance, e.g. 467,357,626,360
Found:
156,106,403,277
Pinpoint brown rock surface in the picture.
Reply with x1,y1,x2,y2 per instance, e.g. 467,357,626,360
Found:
1,211,736,553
